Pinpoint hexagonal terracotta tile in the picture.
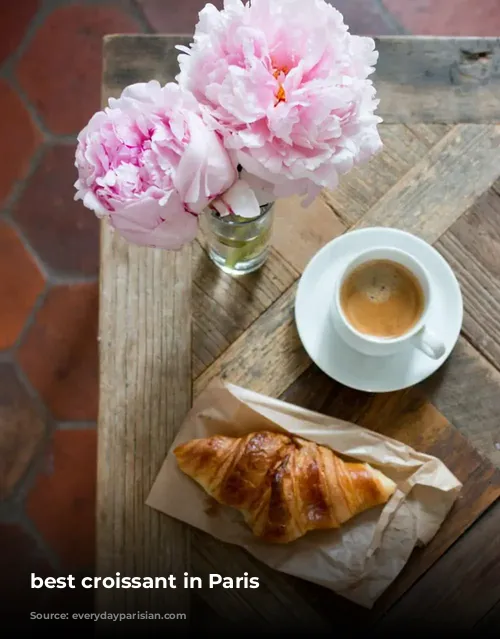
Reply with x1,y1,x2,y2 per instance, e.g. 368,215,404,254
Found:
0,522,53,617
18,283,98,421
0,80,42,206
27,429,96,569
0,221,45,350
0,362,45,498
12,145,99,277
16,4,140,136
0,0,40,66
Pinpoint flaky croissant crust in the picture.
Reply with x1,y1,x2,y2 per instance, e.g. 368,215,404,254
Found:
174,430,396,543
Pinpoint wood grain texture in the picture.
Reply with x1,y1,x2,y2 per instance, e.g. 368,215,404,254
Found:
421,338,500,467
97,229,192,617
103,34,191,93
321,124,450,227
194,282,310,398
375,501,500,633
99,43,192,618
192,193,344,376
191,530,333,633
192,241,297,377
353,124,500,242
373,37,500,123
473,598,500,637
272,194,346,271
436,186,500,372
102,36,500,123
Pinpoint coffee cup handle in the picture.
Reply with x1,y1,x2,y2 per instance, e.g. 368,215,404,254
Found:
414,327,446,360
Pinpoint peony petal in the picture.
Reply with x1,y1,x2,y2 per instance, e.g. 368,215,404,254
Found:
83,190,109,216
212,179,261,219
239,169,276,205
110,195,198,250
174,111,236,213
118,80,163,105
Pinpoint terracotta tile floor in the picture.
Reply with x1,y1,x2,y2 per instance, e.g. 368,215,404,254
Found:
1,0,498,624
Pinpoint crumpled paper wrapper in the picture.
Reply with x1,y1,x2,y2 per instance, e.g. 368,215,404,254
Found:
146,379,462,608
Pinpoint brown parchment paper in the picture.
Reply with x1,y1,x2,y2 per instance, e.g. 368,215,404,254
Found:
146,379,462,608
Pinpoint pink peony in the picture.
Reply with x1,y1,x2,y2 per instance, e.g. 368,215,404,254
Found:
74,80,239,249
176,0,383,202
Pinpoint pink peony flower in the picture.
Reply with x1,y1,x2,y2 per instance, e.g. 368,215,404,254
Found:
74,80,239,249
176,0,383,202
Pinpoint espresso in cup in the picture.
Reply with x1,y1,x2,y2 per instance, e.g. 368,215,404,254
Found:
340,259,425,338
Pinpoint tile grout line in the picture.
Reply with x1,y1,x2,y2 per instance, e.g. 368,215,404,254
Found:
0,0,65,141
57,421,97,430
0,1,50,71
18,509,64,574
0,499,22,522
10,283,50,356
1,144,47,221
49,273,99,285
8,361,59,511
2,214,99,290
1,0,148,144
0,503,61,574
124,0,154,33
6,217,60,288
0,350,14,363
7,73,53,141
4,185,100,284
373,0,410,35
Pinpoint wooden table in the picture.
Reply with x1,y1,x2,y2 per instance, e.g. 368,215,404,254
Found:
97,35,500,634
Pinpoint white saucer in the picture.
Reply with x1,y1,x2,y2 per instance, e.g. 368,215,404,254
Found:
294,228,463,393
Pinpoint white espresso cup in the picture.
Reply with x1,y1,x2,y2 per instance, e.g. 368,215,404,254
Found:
330,247,446,359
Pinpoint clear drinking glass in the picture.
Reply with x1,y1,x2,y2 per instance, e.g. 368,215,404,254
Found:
203,203,274,276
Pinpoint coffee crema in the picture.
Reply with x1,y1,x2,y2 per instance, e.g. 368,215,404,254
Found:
340,259,425,338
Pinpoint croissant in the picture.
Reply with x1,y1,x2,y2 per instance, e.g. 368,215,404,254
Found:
173,430,396,544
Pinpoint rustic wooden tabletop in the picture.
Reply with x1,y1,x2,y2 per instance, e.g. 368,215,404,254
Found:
97,35,500,635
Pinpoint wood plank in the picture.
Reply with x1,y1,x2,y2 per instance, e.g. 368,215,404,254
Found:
405,123,453,146
373,37,500,123
103,36,500,124
321,124,450,227
375,501,500,633
436,187,500,372
190,593,227,634
421,337,500,467
192,241,297,377
98,37,192,621
194,282,310,398
96,230,192,617
353,124,500,243
191,530,333,633
473,598,500,636
103,34,192,93
272,194,346,271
